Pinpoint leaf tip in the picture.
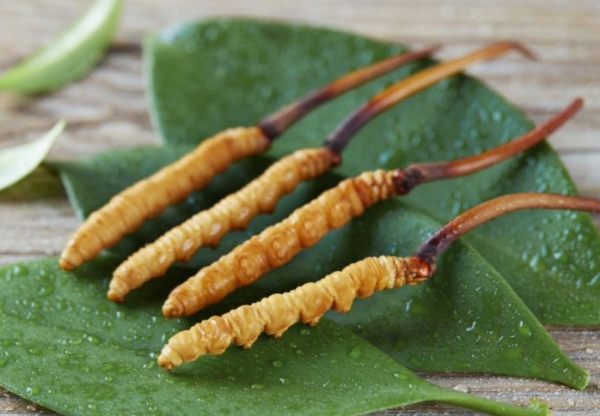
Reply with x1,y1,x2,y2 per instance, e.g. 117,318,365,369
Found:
0,0,123,94
0,119,66,192
56,118,68,132
528,398,551,415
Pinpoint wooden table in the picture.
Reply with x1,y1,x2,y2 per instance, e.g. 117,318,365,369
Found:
0,0,599,414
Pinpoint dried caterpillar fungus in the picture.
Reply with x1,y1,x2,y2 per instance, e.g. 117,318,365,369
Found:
62,42,520,274
108,147,339,301
59,47,435,271
158,192,600,370
85,42,523,301
158,255,431,369
160,98,582,319
157,99,582,318
59,127,270,270
108,44,492,301
162,169,399,318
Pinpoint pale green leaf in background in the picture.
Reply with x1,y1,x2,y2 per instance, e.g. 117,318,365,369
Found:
0,120,65,191
0,0,122,94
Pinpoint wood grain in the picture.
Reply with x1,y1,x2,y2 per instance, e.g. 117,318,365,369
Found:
0,0,599,415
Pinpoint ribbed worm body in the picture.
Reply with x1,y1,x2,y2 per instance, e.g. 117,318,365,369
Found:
162,169,399,318
59,127,270,270
158,255,430,369
108,147,338,301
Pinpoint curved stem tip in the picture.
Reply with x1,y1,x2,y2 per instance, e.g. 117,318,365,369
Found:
257,46,438,139
324,41,534,154
414,192,600,267
396,98,583,190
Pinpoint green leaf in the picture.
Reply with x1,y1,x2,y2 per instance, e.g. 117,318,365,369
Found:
146,18,600,325
0,120,65,191
52,147,589,390
0,258,549,416
0,0,122,94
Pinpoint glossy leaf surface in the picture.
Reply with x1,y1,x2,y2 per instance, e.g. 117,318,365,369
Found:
0,258,549,416
0,0,122,94
147,19,600,324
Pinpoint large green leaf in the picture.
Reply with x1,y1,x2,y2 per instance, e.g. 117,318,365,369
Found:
146,18,600,324
0,0,122,94
0,258,549,416
52,147,588,390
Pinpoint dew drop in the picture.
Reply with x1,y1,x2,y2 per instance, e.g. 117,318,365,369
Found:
518,320,532,337
465,320,477,332
214,67,227,79
251,383,265,390
587,273,600,287
348,345,362,359
12,264,29,277
27,347,43,357
204,26,219,41
359,50,374,63
453,384,470,393
406,297,428,316
86,334,101,345
259,85,274,100
271,359,283,369
100,363,115,373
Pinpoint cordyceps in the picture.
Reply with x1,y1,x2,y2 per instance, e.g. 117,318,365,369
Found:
157,191,600,369
58,45,436,271
160,98,582,318
109,41,532,302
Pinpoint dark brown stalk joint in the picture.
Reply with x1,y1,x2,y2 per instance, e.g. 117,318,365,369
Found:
257,121,283,142
409,255,436,284
411,248,438,277
323,108,373,154
324,146,343,167
392,168,424,194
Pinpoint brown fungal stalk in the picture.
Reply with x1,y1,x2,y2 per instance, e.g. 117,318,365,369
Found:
59,46,436,271
158,191,600,370
109,41,531,302
161,98,581,319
